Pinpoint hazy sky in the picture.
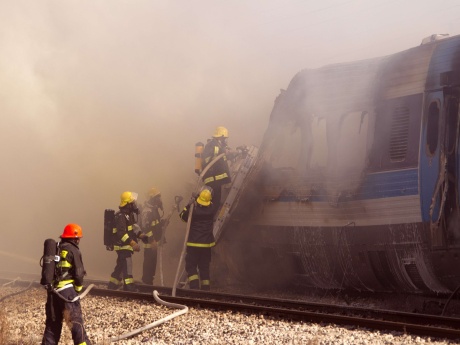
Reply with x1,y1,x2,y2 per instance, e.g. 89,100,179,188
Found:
2,0,459,280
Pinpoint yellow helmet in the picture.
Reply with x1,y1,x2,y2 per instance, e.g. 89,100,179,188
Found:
120,191,138,207
197,189,212,206
213,126,229,138
147,187,161,198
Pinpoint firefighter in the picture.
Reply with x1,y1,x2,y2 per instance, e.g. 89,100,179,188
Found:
41,223,92,345
179,188,219,290
201,126,234,206
139,187,165,285
108,191,144,291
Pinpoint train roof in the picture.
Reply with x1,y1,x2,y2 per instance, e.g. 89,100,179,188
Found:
281,34,460,116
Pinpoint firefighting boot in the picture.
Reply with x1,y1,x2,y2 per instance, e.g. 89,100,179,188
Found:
141,277,153,285
107,282,118,290
108,277,121,290
123,283,138,292
189,280,199,290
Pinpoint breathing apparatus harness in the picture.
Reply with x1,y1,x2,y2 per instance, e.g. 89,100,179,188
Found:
40,239,92,303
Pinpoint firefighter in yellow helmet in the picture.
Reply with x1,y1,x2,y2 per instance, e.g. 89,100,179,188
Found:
201,126,235,206
139,187,164,285
41,224,92,345
179,187,219,290
108,191,144,291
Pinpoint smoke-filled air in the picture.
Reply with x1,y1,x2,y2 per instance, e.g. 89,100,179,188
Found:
1,0,459,283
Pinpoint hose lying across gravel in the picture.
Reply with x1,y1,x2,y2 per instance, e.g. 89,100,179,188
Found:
0,278,35,303
109,290,189,342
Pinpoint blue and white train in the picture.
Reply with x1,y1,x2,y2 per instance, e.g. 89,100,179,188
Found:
215,34,460,294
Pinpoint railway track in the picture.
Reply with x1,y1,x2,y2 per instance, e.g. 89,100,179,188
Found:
2,275,460,341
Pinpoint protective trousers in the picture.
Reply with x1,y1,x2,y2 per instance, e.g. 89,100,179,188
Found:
142,247,158,285
42,288,91,345
185,246,211,290
110,250,134,291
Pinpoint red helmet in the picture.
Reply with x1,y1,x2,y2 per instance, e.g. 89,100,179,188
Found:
61,223,83,238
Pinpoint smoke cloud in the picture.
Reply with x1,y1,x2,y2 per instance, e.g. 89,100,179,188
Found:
1,1,458,283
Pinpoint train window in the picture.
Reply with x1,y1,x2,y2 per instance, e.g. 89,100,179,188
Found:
269,121,301,170
270,115,328,174
426,101,440,156
389,106,410,162
336,111,369,174
310,117,328,169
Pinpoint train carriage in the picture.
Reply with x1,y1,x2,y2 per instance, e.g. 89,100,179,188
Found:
214,34,460,294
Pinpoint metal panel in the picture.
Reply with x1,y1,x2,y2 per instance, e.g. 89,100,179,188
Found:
379,44,437,100
252,194,421,227
426,36,460,90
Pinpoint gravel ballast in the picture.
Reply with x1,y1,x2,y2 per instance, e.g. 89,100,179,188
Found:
1,286,459,345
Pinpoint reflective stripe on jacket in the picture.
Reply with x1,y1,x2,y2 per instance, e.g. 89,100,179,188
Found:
140,200,163,248
179,200,219,246
54,240,85,291
201,139,231,185
114,210,138,251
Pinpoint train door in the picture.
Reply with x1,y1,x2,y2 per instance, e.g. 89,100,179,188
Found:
421,89,460,248
444,88,460,247
420,91,444,247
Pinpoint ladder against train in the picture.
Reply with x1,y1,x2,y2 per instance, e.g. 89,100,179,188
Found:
174,145,259,291
213,145,259,242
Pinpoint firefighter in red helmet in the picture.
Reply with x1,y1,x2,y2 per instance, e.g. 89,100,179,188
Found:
108,191,144,291
41,223,92,345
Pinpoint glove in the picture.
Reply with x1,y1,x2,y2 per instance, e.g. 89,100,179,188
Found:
130,240,140,252
44,284,53,292
236,145,249,158
105,245,114,251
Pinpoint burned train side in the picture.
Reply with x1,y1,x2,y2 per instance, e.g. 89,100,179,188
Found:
214,34,460,293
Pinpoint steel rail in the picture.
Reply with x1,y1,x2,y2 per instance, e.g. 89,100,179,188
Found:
3,276,460,340
81,278,460,328
86,286,460,340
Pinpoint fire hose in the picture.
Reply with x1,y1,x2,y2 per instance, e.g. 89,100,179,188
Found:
0,278,34,303
0,278,94,303
42,283,95,303
110,290,188,342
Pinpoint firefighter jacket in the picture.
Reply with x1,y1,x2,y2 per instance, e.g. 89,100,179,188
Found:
113,209,139,251
179,200,219,247
201,138,232,186
54,239,86,292
140,199,163,248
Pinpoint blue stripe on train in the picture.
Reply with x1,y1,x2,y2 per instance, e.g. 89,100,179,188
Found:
356,168,419,200
276,168,419,202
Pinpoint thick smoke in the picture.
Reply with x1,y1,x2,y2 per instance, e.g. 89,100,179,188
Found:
1,1,458,286
0,2,275,282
